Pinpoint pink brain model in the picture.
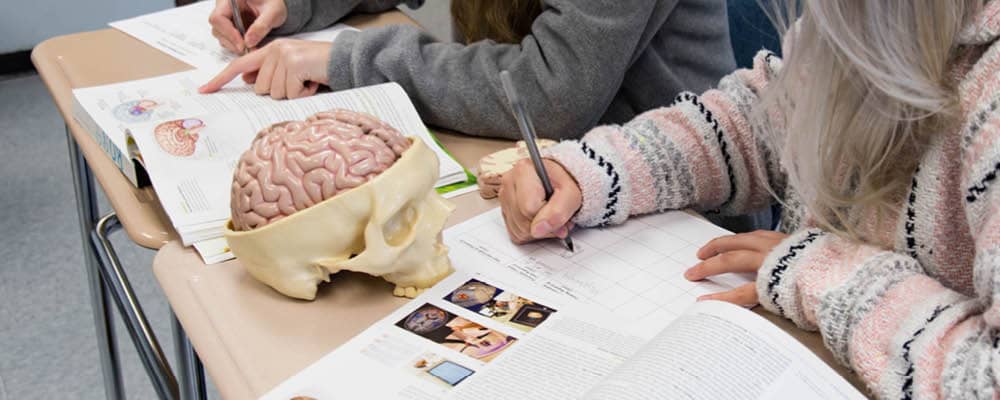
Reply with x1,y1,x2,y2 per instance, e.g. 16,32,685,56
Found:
230,109,411,231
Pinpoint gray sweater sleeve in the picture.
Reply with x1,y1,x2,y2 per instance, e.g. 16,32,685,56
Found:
327,0,666,139
274,0,424,35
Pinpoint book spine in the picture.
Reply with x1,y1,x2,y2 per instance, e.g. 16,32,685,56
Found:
71,97,140,186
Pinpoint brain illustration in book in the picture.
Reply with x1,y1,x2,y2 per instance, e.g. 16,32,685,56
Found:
153,118,203,157
224,109,455,301
112,99,158,123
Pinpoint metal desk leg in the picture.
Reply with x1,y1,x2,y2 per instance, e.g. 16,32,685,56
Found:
92,213,180,400
173,314,207,400
66,127,126,400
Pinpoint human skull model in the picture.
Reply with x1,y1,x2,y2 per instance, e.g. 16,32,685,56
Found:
224,109,454,300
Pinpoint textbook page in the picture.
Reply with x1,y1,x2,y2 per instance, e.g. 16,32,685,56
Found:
72,68,323,188
584,301,866,400
71,69,228,185
261,271,648,400
73,70,465,191
442,208,755,334
73,69,273,171
127,82,465,245
109,1,357,71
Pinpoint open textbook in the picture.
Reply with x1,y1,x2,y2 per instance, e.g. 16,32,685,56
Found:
109,1,357,71
86,1,357,186
72,69,470,262
263,208,865,399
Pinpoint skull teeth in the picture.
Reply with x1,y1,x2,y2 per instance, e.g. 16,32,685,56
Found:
393,286,425,298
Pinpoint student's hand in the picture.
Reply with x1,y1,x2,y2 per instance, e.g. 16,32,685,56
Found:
684,230,788,306
198,39,330,99
209,0,287,53
498,159,582,244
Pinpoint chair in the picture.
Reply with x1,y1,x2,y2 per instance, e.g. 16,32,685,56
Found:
728,0,782,68
728,0,783,229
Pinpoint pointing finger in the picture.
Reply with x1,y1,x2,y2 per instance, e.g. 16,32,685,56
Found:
199,50,267,93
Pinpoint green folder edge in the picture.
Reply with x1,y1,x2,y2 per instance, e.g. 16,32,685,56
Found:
428,130,478,195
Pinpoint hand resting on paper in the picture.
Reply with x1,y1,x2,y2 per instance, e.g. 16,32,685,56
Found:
199,39,331,99
497,158,582,244
209,0,287,53
684,230,788,306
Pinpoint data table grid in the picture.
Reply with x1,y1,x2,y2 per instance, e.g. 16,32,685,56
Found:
445,209,752,332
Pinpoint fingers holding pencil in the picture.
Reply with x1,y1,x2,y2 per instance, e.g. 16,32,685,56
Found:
209,0,287,52
498,158,581,244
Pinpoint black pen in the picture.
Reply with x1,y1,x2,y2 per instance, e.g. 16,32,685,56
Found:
499,70,575,252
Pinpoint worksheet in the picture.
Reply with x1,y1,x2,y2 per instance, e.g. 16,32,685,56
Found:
443,208,754,334
110,1,357,71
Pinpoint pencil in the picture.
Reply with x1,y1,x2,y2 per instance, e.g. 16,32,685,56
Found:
498,70,575,252
228,0,250,55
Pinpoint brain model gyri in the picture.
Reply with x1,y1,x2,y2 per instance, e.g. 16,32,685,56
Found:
230,109,411,230
224,109,455,300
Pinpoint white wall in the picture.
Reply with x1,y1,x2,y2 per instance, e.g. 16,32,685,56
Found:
400,0,453,42
0,0,173,53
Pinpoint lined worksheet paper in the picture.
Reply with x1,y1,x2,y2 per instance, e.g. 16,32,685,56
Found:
444,208,753,334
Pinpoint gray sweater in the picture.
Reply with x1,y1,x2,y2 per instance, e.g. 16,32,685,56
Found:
276,0,736,139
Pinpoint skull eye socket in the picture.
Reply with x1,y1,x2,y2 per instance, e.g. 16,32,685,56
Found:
383,204,418,246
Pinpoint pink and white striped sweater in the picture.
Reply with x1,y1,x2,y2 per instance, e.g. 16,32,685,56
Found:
543,3,1000,398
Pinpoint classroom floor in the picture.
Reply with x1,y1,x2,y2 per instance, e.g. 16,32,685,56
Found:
0,4,452,399
0,72,221,400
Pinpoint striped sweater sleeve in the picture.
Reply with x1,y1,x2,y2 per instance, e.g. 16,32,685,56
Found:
756,123,1000,398
543,50,785,227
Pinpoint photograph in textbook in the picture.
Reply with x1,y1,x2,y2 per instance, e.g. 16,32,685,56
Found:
396,304,517,362
444,278,557,332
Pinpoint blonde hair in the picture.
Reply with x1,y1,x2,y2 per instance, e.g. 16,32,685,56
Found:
451,0,543,44
760,0,982,242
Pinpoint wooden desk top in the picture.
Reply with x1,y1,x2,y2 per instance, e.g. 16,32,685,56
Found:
33,28,183,248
